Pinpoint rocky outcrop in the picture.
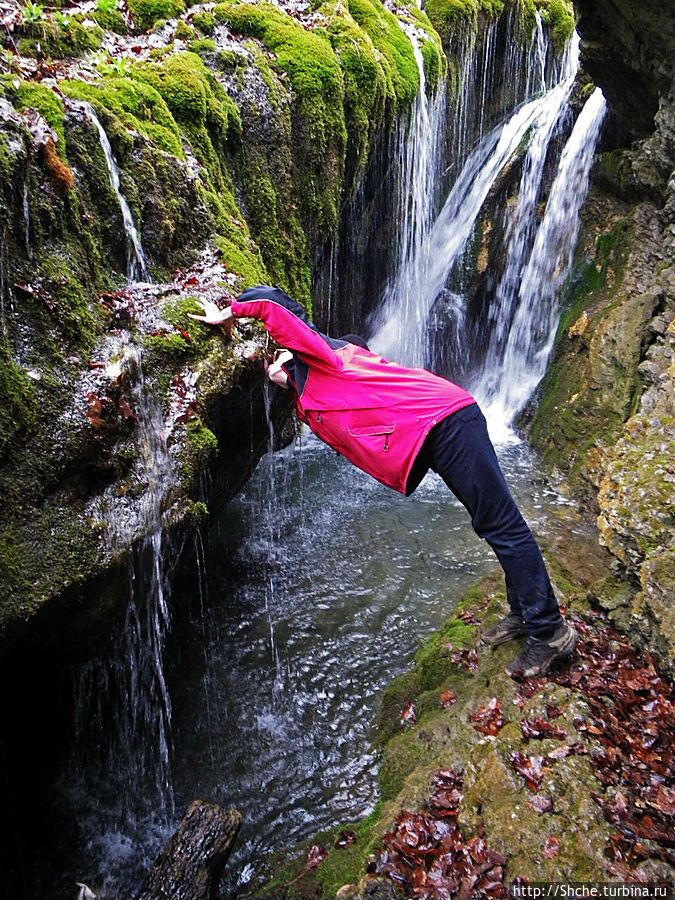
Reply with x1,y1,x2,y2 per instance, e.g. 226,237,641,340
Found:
528,0,675,672
0,0,447,656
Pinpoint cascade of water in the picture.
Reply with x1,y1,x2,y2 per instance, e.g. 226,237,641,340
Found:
482,33,580,353
78,101,149,282
447,6,559,171
372,86,569,367
476,87,607,435
22,176,31,259
367,24,446,364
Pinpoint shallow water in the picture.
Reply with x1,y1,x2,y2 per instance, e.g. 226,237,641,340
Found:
163,427,579,896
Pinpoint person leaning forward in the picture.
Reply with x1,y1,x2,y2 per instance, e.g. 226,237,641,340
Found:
189,285,578,679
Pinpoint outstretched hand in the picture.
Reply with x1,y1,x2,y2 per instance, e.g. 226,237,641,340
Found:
188,298,234,335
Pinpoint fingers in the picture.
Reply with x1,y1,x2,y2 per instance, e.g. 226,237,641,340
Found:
186,298,226,324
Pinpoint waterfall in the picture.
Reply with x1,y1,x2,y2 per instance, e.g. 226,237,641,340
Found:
526,12,547,97
371,31,606,448
371,28,578,370
78,101,149,282
368,25,446,365
475,87,607,438
447,6,559,170
477,35,580,366
371,85,574,367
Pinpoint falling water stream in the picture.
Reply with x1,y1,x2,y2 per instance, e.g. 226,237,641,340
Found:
76,101,150,283
23,19,609,900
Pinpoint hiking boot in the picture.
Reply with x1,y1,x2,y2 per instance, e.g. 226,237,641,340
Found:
505,622,578,679
481,613,527,647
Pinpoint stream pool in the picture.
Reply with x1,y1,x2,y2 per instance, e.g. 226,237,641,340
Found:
162,427,579,897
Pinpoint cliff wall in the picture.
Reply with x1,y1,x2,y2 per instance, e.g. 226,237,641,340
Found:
528,0,675,671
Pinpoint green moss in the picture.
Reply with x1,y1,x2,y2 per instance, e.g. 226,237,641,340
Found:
127,0,185,32
145,330,198,361
215,232,269,289
215,1,346,231
91,7,128,33
535,0,574,49
18,17,103,58
0,527,29,592
346,0,419,106
61,76,184,158
191,37,217,53
424,0,505,47
0,344,38,458
174,18,195,40
182,418,218,485
29,252,105,348
13,81,67,160
319,0,388,185
191,10,216,34
419,37,443,93
128,51,245,240
214,49,247,72
132,51,241,135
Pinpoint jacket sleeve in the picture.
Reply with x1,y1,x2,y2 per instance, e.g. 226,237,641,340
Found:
232,288,339,370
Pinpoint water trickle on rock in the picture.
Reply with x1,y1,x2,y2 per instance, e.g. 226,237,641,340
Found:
75,101,150,283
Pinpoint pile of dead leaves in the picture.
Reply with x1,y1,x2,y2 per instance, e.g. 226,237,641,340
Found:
369,769,507,899
512,613,675,872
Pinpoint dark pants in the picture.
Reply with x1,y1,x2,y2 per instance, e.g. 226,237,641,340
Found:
418,404,563,639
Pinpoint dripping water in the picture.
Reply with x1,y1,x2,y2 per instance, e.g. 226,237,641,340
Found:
22,176,31,259
64,324,179,894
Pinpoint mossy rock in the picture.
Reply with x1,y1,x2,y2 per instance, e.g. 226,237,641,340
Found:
527,197,660,497
0,343,38,459
10,79,68,160
346,0,420,106
62,76,184,158
91,7,128,34
423,0,505,47
319,0,389,184
18,17,103,58
191,10,216,34
215,1,346,232
535,0,575,50
127,0,186,32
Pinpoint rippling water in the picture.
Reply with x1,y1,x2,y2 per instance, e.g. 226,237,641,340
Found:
165,427,575,896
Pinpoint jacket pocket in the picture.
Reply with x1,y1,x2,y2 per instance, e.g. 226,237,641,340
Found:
348,422,395,451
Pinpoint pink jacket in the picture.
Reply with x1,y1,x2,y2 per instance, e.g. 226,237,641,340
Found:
231,288,475,494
